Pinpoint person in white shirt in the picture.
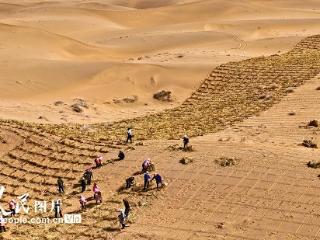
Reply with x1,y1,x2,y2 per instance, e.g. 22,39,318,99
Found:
118,209,128,229
126,128,133,143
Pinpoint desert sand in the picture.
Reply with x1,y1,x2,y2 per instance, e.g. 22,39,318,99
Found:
0,0,319,123
0,0,320,239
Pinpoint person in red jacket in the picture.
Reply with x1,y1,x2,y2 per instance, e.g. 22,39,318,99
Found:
95,156,103,168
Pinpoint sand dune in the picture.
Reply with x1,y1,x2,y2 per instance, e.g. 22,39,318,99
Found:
0,35,319,240
0,1,320,240
0,0,319,123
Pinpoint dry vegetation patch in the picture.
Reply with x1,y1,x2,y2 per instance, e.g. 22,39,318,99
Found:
179,156,194,165
167,144,181,151
71,103,83,113
167,144,193,152
70,98,89,113
307,160,320,169
285,87,295,93
307,120,319,128
301,139,318,148
153,90,172,102
113,95,138,104
216,157,240,167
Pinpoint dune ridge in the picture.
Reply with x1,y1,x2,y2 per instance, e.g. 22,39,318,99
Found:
21,34,319,141
0,0,319,123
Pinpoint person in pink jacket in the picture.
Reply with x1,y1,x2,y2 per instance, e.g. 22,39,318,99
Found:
93,183,102,204
141,158,151,172
79,195,87,210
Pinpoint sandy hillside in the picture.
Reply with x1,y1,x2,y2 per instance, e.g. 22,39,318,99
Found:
0,0,319,123
115,77,320,240
116,72,320,240
0,1,320,240
0,33,319,240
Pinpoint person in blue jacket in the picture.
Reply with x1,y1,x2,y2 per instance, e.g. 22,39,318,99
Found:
152,173,163,189
143,171,151,190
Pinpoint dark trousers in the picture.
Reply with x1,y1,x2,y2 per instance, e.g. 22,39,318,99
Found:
156,181,162,188
126,135,132,143
126,179,131,189
144,180,149,190
81,202,86,210
55,210,62,218
0,226,6,232
58,185,64,193
119,219,125,228
81,184,86,193
94,193,102,204
10,209,15,216
125,208,130,218
87,178,91,185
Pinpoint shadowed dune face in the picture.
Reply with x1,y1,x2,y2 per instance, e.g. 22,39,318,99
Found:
0,0,319,123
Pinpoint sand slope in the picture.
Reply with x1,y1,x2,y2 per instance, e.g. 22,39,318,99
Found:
0,34,319,240
0,0,319,123
118,73,320,240
0,1,320,240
